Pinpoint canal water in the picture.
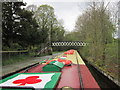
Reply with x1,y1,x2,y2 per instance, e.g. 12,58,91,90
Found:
84,60,119,89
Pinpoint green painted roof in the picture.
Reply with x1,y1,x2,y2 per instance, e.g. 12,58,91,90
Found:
40,60,46,63
42,61,64,72
52,61,64,68
49,61,56,64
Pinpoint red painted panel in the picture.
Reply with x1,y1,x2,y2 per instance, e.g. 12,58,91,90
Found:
80,65,100,89
20,64,81,88
19,64,100,89
19,64,45,73
56,65,80,88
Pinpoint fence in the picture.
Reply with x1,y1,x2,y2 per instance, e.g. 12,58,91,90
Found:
1,50,28,61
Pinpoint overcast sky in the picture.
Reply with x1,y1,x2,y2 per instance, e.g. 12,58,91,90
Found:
22,0,119,32
22,0,91,31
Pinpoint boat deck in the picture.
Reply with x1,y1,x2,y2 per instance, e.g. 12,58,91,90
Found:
0,50,100,89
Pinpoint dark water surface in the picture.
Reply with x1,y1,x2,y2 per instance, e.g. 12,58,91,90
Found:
84,60,119,89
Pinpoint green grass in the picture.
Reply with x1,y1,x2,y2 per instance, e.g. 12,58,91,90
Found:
2,54,31,66
2,51,64,66
52,51,65,54
80,41,119,80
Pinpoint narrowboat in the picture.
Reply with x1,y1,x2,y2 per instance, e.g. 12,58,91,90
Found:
0,50,100,90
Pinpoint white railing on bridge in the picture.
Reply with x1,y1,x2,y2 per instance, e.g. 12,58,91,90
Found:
51,41,87,47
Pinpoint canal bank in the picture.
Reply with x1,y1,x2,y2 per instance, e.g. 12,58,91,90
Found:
84,60,120,89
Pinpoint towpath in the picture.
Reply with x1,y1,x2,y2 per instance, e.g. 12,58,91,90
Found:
1,53,62,76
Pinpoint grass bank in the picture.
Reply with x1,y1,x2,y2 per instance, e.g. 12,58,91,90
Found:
52,51,65,54
2,51,64,66
2,54,31,66
80,41,119,81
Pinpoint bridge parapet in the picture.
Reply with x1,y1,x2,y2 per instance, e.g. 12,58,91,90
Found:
51,41,87,47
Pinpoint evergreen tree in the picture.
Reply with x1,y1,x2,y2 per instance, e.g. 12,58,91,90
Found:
2,2,25,49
